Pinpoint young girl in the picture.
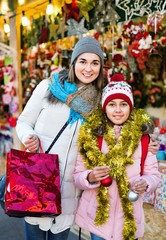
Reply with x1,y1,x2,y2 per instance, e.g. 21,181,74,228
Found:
73,75,161,240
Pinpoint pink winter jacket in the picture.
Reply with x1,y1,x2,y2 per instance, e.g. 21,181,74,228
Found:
73,135,161,240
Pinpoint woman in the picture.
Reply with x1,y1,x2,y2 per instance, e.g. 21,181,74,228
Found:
73,75,161,240
16,37,104,240
16,37,159,240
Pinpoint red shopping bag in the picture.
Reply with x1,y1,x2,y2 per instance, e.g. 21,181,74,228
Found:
5,146,61,217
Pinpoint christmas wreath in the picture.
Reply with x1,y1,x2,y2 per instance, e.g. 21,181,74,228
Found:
149,85,163,107
133,88,148,108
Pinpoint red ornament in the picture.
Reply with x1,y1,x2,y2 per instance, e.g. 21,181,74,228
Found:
63,0,79,22
101,176,112,187
94,32,100,40
38,26,48,44
9,116,17,127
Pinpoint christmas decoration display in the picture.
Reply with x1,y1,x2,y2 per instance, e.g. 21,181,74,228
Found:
0,56,17,128
21,68,41,104
15,2,166,110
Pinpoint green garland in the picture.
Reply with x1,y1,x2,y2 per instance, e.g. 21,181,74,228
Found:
78,106,150,240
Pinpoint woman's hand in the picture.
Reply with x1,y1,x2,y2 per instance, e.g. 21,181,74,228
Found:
24,135,39,152
148,136,160,154
87,166,110,183
132,179,148,194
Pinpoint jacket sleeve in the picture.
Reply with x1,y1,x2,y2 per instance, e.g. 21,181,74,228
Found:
16,79,49,144
141,151,161,193
73,153,100,190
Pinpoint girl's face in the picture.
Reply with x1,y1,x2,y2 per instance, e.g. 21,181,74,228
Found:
75,52,101,87
105,99,130,125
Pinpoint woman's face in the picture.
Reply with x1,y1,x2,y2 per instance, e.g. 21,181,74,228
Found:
75,52,101,87
105,99,130,125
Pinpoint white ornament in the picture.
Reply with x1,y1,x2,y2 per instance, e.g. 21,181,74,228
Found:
127,190,139,202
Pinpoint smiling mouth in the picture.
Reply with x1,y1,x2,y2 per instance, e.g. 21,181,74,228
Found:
83,73,92,77
114,115,123,119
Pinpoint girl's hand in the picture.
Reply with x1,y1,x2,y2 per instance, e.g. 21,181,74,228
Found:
148,136,160,154
87,166,110,183
24,135,39,152
132,179,148,194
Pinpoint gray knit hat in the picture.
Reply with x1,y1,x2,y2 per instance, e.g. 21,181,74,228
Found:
70,37,104,65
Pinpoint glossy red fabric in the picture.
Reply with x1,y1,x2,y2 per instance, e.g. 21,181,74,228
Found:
5,149,61,217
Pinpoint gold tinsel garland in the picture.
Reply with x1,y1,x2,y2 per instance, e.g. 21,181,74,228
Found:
78,106,150,240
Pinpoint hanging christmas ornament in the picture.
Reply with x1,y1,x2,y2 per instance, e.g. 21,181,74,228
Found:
76,0,94,22
147,51,162,80
127,190,139,202
57,16,68,39
92,0,120,32
9,116,17,127
91,0,105,32
10,102,18,113
2,93,13,104
104,4,120,25
67,17,88,38
38,25,49,44
101,176,112,187
49,22,59,40
63,0,80,22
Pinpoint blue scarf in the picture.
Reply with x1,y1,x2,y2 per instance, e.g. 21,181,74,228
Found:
49,72,86,126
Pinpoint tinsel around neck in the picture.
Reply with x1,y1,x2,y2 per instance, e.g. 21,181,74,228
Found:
78,106,150,240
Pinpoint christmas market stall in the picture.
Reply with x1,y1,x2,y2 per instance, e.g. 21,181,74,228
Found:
0,0,166,239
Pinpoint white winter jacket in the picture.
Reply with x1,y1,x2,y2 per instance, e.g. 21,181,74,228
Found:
16,77,82,233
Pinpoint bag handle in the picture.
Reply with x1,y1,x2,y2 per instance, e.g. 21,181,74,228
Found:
45,121,68,154
24,121,68,154
24,139,44,154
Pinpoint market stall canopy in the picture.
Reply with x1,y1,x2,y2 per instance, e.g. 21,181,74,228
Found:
1,0,166,19
0,0,42,14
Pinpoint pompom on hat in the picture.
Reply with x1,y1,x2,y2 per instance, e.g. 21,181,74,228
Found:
102,74,134,111
70,37,104,65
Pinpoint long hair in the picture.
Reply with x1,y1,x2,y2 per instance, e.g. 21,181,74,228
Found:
68,60,104,91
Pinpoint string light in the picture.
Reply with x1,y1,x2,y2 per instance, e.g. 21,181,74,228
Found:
46,0,54,15
4,19,10,33
18,0,25,4
22,11,28,26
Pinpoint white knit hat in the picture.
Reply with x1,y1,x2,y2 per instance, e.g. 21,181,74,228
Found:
102,74,134,111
